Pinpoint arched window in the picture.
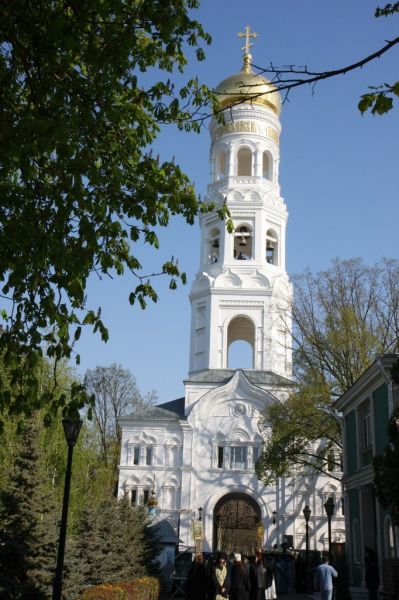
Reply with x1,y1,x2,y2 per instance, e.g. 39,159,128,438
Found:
237,147,252,176
266,229,278,265
234,224,253,260
263,151,272,180
163,478,181,510
217,149,227,180
127,477,140,506
165,436,182,467
140,477,155,506
126,435,156,466
227,316,255,369
126,442,140,465
207,227,220,264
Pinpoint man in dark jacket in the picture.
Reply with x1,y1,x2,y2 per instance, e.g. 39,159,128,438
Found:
228,553,250,600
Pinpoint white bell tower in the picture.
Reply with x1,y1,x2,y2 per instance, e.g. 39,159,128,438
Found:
189,30,292,379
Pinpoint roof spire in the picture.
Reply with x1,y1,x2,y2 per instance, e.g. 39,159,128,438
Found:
237,25,258,73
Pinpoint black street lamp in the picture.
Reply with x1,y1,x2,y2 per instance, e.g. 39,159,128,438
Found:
52,417,82,600
303,505,311,591
324,496,335,562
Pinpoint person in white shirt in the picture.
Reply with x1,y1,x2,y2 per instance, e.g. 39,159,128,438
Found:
314,556,338,600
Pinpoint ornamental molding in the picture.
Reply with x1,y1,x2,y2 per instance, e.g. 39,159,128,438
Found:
232,402,247,417
212,120,279,145
211,106,281,127
232,211,256,218
219,299,266,306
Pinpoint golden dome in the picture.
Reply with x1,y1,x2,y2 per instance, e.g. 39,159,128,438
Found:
214,54,281,116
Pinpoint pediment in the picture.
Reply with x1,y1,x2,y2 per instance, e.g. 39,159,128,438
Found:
191,273,212,293
187,370,279,421
214,270,242,288
244,190,261,203
241,270,271,288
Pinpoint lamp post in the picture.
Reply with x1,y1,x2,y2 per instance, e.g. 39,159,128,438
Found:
324,496,335,562
52,417,82,600
194,508,203,554
303,505,311,591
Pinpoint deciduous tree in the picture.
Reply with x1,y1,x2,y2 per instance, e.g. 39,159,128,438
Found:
0,0,230,427
256,258,399,484
84,364,156,464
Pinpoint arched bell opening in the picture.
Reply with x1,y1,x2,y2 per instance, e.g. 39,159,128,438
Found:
234,224,253,260
207,226,220,264
237,147,252,176
266,229,278,265
227,316,255,369
213,492,262,554
228,340,253,369
216,148,228,180
262,151,273,181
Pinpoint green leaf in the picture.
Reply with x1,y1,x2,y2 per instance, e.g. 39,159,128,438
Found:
358,94,374,114
372,94,393,115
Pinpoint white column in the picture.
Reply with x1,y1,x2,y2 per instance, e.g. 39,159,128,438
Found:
254,146,262,177
228,143,235,176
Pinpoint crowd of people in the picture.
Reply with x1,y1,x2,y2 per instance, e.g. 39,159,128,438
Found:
184,551,277,600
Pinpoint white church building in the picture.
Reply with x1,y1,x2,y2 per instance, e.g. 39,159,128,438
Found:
118,31,345,561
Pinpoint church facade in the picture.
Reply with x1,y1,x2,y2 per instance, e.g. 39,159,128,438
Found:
118,34,345,560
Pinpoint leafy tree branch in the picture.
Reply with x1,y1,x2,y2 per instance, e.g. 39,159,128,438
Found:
0,0,232,425
212,4,399,117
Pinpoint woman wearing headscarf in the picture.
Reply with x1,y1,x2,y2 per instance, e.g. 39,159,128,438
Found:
212,554,228,600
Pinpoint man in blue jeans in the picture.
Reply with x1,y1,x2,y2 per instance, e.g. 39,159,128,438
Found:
314,556,338,600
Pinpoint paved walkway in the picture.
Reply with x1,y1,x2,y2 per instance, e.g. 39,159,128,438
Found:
167,595,311,600
277,595,309,600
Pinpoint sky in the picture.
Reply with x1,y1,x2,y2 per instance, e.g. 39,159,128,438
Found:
77,1,399,404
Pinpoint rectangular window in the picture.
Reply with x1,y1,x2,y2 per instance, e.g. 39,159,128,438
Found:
217,446,224,468
146,447,153,466
143,489,150,505
131,489,137,506
230,446,247,470
133,447,140,465
363,413,371,449
359,400,373,467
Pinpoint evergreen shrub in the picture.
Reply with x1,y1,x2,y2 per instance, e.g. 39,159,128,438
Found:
80,577,160,600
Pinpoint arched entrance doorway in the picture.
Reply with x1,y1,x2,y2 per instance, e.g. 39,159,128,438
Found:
213,492,261,555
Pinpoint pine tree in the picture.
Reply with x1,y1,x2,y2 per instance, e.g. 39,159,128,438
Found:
64,494,161,598
0,415,58,598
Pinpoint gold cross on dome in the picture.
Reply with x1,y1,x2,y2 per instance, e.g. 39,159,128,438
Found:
238,25,258,55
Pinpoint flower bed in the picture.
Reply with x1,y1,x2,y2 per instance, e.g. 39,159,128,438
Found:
80,576,160,600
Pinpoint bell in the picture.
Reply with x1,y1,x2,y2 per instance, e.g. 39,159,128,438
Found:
239,236,247,247
213,239,220,248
